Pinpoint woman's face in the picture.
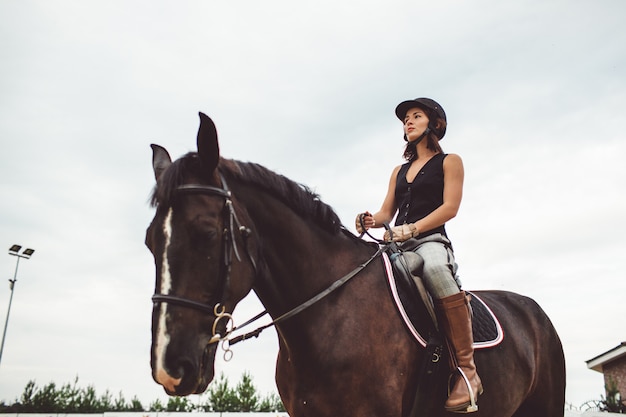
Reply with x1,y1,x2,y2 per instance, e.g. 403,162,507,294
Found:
403,107,429,142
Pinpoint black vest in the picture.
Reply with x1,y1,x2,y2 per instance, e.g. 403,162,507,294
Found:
394,153,447,238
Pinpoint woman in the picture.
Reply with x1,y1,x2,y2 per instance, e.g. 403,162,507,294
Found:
355,98,482,413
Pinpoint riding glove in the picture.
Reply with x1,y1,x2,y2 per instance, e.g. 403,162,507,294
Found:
383,223,419,242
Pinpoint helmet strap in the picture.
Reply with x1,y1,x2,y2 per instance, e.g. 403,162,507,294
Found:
406,127,430,145
405,128,431,161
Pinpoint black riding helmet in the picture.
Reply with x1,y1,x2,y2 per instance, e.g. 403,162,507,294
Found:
395,98,447,140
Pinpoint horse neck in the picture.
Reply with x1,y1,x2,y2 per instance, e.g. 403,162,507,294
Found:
234,184,372,319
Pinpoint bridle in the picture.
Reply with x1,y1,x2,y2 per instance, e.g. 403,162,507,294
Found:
151,171,384,360
151,172,258,352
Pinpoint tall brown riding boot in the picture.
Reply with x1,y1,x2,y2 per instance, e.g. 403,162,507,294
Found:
435,291,483,413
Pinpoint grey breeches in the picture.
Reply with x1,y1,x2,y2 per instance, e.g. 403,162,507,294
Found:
409,233,462,299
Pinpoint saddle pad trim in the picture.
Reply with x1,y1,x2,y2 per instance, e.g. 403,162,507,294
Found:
383,252,428,347
469,292,504,348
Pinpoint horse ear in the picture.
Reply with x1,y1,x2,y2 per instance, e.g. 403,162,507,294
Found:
197,112,220,174
151,144,172,181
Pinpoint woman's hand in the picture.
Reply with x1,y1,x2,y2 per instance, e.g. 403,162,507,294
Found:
355,211,375,233
383,223,419,242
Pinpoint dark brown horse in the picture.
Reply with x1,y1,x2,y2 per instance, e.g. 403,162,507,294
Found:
145,113,566,416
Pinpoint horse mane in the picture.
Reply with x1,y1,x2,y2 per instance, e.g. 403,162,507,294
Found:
150,153,353,237
221,158,344,235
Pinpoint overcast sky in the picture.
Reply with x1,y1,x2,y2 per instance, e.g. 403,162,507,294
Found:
1,0,625,410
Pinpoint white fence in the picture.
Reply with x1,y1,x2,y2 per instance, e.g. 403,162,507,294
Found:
0,414,289,417
1,412,622,417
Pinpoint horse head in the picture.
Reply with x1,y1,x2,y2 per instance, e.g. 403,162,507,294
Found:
145,113,257,395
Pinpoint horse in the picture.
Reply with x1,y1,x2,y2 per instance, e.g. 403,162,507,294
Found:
145,113,566,417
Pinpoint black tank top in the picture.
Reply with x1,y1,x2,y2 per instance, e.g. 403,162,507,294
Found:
394,153,447,238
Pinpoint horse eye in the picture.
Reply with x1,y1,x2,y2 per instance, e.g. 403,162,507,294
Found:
192,228,217,242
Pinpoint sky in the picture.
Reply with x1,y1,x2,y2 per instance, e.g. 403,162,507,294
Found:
1,0,625,410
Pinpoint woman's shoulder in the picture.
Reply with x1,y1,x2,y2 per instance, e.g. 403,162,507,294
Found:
393,162,409,174
443,153,463,164
442,153,464,174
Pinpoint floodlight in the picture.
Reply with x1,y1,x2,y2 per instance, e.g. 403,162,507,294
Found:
1,243,35,366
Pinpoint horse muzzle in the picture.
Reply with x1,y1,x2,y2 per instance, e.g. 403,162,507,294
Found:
153,340,218,396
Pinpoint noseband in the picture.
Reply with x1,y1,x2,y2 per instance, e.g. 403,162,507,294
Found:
151,173,257,346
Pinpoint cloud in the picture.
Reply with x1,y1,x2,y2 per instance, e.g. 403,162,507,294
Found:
1,0,625,409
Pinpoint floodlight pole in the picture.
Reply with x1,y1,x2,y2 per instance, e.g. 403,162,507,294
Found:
0,245,35,367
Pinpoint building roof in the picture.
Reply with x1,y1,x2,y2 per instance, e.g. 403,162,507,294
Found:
586,342,626,373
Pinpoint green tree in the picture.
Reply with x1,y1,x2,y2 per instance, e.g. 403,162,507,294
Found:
128,395,145,411
0,378,147,413
97,389,114,412
148,398,166,411
20,380,36,405
258,392,286,412
76,385,98,412
0,372,285,413
31,382,60,412
166,396,194,412
58,377,81,410
235,371,259,412
203,372,238,412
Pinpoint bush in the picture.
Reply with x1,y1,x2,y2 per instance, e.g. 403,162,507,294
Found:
600,377,626,413
0,372,285,413
0,377,146,413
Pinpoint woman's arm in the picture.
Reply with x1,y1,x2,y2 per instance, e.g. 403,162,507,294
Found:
359,165,401,230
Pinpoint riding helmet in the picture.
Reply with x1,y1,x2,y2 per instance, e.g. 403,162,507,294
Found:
395,97,447,139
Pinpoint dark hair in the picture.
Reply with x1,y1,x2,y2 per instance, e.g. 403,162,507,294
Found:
403,116,446,161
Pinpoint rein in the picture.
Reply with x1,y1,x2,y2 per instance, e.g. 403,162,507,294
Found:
151,172,387,360
228,245,385,346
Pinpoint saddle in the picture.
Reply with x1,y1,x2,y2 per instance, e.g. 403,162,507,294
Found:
383,241,503,349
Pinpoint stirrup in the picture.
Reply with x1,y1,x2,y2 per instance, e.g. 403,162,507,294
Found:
446,367,479,413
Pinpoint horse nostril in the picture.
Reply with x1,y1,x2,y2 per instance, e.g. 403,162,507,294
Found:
175,357,194,377
170,357,198,394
